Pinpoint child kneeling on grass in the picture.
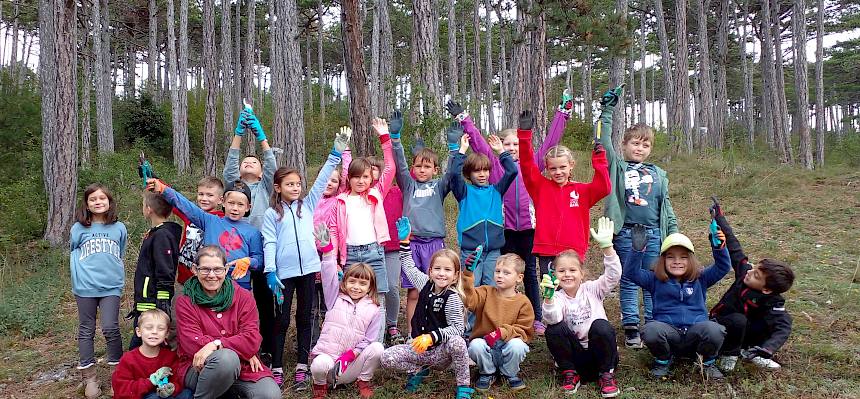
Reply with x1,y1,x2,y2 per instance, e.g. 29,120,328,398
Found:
112,309,192,399
541,217,621,397
624,218,731,380
381,217,473,399
310,225,384,399
463,252,535,391
708,199,794,372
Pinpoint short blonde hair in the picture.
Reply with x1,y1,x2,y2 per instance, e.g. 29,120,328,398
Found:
544,145,575,164
498,128,517,140
623,123,655,144
137,308,170,327
496,253,526,274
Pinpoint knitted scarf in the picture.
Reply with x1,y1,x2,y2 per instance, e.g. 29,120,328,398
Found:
183,277,234,312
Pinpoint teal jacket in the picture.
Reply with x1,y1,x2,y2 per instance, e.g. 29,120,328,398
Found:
598,106,678,238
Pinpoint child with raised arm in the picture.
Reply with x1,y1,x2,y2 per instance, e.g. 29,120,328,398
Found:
389,110,455,339
447,91,575,335
517,110,611,278
381,218,473,399
148,179,262,290
708,199,794,372
260,128,349,389
597,86,680,349
541,217,620,397
70,184,127,399
311,225,384,399
462,253,534,391
624,220,731,380
448,125,519,286
174,177,224,285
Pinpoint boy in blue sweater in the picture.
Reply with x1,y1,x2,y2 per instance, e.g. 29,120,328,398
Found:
148,178,263,290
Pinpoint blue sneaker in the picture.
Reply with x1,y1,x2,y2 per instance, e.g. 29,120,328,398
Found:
405,367,430,393
475,374,496,391
456,385,475,399
506,374,526,391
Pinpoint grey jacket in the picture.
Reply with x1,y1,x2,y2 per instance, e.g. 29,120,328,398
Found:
223,147,277,229
393,139,453,238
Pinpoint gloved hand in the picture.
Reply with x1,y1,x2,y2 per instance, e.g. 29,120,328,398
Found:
266,272,285,305
229,257,251,280
234,111,249,136
333,126,352,156
389,110,403,139
600,84,624,107
518,110,534,131
445,100,468,122
709,196,734,233
463,245,484,272
396,217,412,242
156,383,176,398
446,122,465,151
138,152,158,188
314,224,333,253
594,141,606,154
483,327,504,349
709,222,726,250
332,349,357,379
589,216,615,249
631,224,648,252
558,89,574,115
743,345,773,359
411,334,434,354
244,112,267,142
146,178,169,194
540,272,559,299
149,366,173,386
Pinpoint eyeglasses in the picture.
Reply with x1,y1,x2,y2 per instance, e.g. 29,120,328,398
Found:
196,267,228,276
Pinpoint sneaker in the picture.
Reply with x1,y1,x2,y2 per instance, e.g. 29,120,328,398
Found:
506,374,526,391
475,374,496,391
456,385,475,399
749,355,781,370
294,368,310,391
405,367,430,393
718,355,738,372
356,379,374,398
598,371,620,398
533,320,547,336
272,369,284,387
387,326,406,346
624,325,643,349
651,358,671,379
560,369,581,393
702,361,725,380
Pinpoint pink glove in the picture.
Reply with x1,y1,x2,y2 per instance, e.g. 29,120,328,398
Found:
332,349,357,378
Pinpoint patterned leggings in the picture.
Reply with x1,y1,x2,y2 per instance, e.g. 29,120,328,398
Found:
381,335,470,386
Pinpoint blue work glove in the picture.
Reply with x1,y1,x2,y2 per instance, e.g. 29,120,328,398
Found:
234,111,249,136
446,122,465,151
396,217,412,242
244,112,267,142
266,272,285,305
389,110,403,139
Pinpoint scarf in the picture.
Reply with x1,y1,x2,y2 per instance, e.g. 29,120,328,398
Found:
183,276,234,312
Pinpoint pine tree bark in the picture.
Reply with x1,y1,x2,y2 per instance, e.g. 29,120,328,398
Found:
653,0,674,133
494,3,508,127
92,0,113,154
510,0,531,126
244,0,256,103
759,0,776,146
341,0,373,155
674,0,693,153
176,0,190,170
714,0,729,149
610,0,629,152
814,0,825,166
39,0,78,245
166,0,186,170
269,0,286,156
379,0,393,113
11,0,19,84
148,0,158,97
281,0,306,173
793,0,812,169
694,0,715,148
531,7,547,143
221,0,234,144
639,17,647,125
370,0,381,117
739,0,755,144
471,0,482,123
581,45,593,123
771,0,793,162
318,0,326,118
484,0,495,134
233,0,242,112
203,0,217,175
81,46,92,168
413,0,442,116
307,34,313,113
447,0,458,98
126,45,136,98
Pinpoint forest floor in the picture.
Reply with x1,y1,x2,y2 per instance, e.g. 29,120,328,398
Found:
1,147,859,399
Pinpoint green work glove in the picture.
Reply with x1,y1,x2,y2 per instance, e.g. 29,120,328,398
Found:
540,270,559,299
589,217,615,249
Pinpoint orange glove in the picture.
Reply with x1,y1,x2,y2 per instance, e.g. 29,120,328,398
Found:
146,178,168,193
411,334,434,354
229,257,251,280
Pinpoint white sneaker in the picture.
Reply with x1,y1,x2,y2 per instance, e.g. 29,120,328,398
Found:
750,356,781,370
718,355,738,372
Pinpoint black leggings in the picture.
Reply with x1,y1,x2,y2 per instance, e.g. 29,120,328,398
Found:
272,273,316,368
545,319,618,380
252,270,276,358
715,313,771,356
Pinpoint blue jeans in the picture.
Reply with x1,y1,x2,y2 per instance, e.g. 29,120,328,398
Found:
615,226,661,326
144,389,193,399
346,243,388,293
468,338,530,377
460,248,500,287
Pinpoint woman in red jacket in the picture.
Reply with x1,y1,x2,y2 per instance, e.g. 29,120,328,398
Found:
174,245,281,398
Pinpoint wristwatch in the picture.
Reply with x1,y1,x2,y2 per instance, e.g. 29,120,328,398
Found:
212,339,222,349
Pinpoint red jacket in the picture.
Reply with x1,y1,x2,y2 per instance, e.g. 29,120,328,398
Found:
111,347,185,399
175,280,272,384
518,129,611,258
381,186,403,252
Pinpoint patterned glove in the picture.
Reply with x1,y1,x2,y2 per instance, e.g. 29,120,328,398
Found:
558,89,574,116
599,84,624,107
483,327,504,348
463,245,484,272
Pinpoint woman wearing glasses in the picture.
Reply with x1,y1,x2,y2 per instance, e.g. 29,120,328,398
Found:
174,245,281,398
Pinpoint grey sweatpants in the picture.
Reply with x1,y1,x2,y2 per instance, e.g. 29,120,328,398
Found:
75,295,122,368
183,349,281,399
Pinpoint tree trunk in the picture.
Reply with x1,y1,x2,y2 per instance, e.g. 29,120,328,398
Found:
413,0,442,116
166,0,186,170
771,0,792,162
714,0,729,149
11,0,19,83
175,0,190,170
279,0,306,172
268,0,285,156
318,0,326,119
639,17,647,125
694,0,715,148
306,34,313,113
793,0,812,169
484,0,495,134
148,0,158,97
674,0,692,153
379,0,393,113
759,0,776,147
629,50,637,123
447,0,458,98
471,0,482,124
221,0,234,145
814,0,824,166
80,34,92,167
739,0,755,144
244,0,256,103
582,46,593,123
341,0,373,155
39,0,78,245
531,7,547,143
92,0,113,154
653,0,674,133
510,0,531,125
370,0,381,117
610,0,629,152
495,3,508,127
202,0,217,175
234,0,242,113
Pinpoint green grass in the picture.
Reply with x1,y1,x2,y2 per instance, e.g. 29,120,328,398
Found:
2,142,860,398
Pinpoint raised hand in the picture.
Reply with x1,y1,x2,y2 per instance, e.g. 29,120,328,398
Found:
396,217,412,242
314,224,332,253
459,133,471,154
244,112,267,142
559,89,574,115
446,122,465,151
488,134,504,154
371,117,389,137
464,245,484,272
333,126,352,155
518,110,534,131
600,84,624,107
146,178,168,194
389,110,404,139
234,110,249,136
445,100,467,121
589,217,615,249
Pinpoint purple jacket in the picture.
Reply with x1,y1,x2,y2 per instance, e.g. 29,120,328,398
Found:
463,110,569,231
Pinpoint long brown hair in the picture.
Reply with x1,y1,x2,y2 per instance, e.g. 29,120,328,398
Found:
270,167,304,220
653,247,702,282
75,183,118,227
340,263,380,305
429,248,464,298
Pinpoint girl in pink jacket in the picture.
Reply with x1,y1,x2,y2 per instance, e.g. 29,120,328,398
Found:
310,225,384,399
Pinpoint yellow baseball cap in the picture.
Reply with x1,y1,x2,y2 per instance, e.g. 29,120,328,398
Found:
660,233,695,254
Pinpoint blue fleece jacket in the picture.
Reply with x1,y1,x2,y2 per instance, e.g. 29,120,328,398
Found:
162,187,263,289
624,246,731,329
69,221,128,298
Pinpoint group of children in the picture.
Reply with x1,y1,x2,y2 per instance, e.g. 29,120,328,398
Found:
69,86,795,399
